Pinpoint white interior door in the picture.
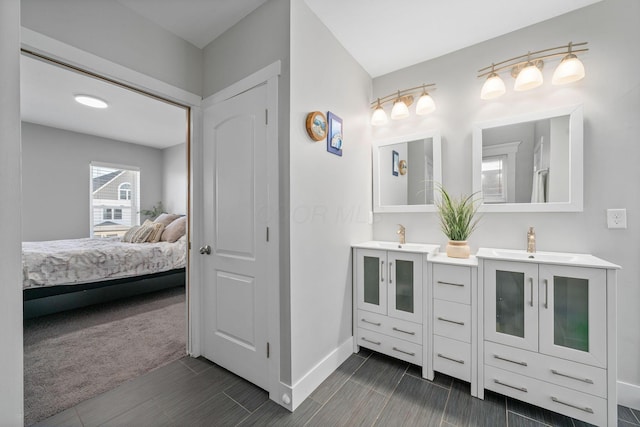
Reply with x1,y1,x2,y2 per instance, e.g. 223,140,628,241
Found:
202,82,269,390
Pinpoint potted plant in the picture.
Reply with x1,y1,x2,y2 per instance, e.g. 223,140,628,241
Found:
435,186,481,258
140,201,164,221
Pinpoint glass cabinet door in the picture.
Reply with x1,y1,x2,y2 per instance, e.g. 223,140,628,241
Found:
355,249,387,315
387,252,423,323
484,260,539,351
538,265,607,367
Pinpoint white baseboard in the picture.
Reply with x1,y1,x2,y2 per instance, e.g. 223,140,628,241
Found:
279,337,353,411
619,381,640,411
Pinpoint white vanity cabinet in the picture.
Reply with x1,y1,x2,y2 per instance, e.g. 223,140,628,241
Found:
352,242,438,366
477,249,619,426
426,253,478,395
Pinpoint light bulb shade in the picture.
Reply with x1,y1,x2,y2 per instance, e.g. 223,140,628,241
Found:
480,73,506,100
514,63,543,91
390,99,410,120
552,54,585,85
371,105,388,126
415,93,436,115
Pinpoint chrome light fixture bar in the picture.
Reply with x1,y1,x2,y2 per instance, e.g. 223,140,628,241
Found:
370,83,436,126
478,42,588,100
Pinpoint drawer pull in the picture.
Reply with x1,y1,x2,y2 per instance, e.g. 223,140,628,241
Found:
493,354,528,367
392,327,415,335
392,347,415,356
437,316,465,326
550,369,594,384
493,379,527,393
361,337,381,346
437,280,464,287
437,353,464,364
361,318,381,326
551,396,594,414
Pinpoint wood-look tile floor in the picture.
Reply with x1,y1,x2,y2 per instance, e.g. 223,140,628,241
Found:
35,348,639,427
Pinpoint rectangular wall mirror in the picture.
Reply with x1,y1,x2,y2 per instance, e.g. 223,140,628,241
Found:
373,130,442,213
472,105,583,212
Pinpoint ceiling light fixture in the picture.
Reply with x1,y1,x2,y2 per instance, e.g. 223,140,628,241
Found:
74,94,109,109
478,42,588,99
370,84,436,126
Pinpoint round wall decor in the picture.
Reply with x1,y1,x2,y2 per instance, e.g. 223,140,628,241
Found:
305,111,327,141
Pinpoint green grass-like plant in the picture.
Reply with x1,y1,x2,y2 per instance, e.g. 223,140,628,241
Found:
435,186,481,241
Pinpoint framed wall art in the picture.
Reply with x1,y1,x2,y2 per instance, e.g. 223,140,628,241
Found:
305,111,327,142
326,111,343,156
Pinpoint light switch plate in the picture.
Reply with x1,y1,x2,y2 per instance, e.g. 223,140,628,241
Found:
607,208,627,229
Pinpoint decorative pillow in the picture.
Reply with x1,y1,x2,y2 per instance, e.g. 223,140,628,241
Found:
146,221,165,243
121,225,141,243
154,213,181,227
160,216,187,243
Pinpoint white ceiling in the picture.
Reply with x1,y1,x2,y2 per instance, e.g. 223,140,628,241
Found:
21,0,601,147
20,55,187,149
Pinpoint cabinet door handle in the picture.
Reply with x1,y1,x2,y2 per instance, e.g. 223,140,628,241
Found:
361,337,381,346
494,379,527,393
389,262,393,284
544,279,549,309
381,261,384,282
551,396,594,414
493,354,528,366
437,316,465,326
550,369,594,384
393,347,415,356
437,280,464,287
437,353,465,364
529,277,534,307
361,318,381,326
392,327,416,335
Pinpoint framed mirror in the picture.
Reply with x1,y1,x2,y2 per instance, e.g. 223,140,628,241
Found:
373,130,442,213
472,105,583,212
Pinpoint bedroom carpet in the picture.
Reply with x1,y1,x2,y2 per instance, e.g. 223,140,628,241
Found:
23,286,186,426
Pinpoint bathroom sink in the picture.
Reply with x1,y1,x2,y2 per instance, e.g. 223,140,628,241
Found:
485,248,578,263
476,248,620,268
353,241,439,254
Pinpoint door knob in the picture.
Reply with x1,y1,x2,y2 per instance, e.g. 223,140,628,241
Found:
199,245,211,255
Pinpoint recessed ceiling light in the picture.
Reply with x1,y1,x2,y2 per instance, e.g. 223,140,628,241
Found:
74,95,108,109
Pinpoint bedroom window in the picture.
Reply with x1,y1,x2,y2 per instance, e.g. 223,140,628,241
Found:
91,162,140,238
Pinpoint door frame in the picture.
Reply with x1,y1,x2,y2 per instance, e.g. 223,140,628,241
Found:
20,26,200,360
199,61,282,406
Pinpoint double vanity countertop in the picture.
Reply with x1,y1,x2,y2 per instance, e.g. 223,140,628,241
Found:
353,241,620,269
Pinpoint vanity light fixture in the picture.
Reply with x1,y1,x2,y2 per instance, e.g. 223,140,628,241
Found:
74,94,108,109
370,83,436,126
478,42,588,99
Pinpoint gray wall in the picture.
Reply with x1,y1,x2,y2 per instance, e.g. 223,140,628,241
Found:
289,0,372,385
21,0,203,95
162,143,187,215
21,123,164,241
202,0,293,384
0,0,24,422
372,0,640,389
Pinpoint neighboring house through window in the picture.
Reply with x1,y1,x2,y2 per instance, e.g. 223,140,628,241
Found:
90,162,140,237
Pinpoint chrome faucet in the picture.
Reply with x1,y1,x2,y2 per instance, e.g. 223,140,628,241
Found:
397,224,406,245
527,227,536,253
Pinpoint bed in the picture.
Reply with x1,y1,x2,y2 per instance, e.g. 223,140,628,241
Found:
22,235,187,318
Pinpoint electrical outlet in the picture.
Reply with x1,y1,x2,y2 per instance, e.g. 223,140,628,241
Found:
607,208,627,229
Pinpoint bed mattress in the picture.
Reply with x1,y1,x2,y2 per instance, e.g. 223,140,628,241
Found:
22,236,187,289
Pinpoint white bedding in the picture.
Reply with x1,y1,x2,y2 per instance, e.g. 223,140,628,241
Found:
22,236,187,290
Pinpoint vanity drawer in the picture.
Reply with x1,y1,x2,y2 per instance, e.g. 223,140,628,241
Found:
484,365,607,426
433,300,471,343
357,310,422,345
433,264,471,304
433,335,470,382
484,341,607,398
357,328,422,365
